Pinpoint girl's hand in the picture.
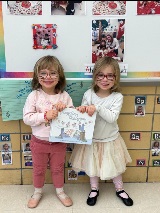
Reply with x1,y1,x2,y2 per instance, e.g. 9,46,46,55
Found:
86,105,96,116
54,101,66,112
76,106,86,113
46,109,58,120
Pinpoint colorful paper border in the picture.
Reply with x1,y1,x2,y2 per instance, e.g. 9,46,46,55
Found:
0,71,160,79
0,1,6,72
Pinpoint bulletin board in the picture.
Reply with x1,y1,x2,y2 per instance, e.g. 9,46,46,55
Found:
0,1,160,74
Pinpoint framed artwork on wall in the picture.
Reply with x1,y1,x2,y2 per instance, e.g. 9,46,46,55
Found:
32,24,57,49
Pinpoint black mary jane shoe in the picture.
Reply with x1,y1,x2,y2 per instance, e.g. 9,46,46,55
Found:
116,190,133,206
87,189,99,206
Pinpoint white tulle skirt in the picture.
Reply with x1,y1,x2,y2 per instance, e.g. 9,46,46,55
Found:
69,134,132,180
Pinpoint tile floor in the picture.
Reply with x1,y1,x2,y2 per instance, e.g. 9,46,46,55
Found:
0,182,160,213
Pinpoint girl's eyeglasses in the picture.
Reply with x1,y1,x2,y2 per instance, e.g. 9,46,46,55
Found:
96,73,116,81
38,70,59,79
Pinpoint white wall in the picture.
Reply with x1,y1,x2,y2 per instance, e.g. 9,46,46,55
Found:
2,1,160,72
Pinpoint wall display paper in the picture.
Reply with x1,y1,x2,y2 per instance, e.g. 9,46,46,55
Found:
1,71,160,79
157,96,160,104
22,142,31,153
119,64,128,77
2,152,12,165
92,1,126,15
51,1,86,15
134,105,145,117
32,24,57,49
153,160,160,166
0,134,10,142
151,140,160,156
151,132,160,157
137,1,160,15
0,142,12,152
134,96,146,117
0,80,32,121
152,132,160,141
1,1,160,74
68,169,78,180
136,159,146,166
92,19,125,63
6,1,42,15
130,133,141,141
24,154,32,167
0,79,91,121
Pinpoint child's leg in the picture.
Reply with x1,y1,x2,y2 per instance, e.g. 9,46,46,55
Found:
49,143,66,188
32,152,49,188
112,174,128,198
112,175,133,206
28,151,49,208
89,176,99,198
31,187,43,199
86,176,99,206
49,143,72,207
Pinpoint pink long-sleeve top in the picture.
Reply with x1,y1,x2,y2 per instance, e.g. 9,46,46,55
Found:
23,89,73,140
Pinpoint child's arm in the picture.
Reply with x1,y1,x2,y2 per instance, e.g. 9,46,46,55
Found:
23,92,49,126
76,106,86,113
85,105,96,116
54,92,74,111
54,102,67,112
65,92,74,108
95,94,123,123
76,91,90,113
44,109,58,121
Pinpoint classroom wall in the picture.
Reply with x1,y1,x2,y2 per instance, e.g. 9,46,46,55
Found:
1,1,160,184
2,1,160,72
1,85,160,185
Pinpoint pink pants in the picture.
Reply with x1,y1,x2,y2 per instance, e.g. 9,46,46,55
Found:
30,135,66,188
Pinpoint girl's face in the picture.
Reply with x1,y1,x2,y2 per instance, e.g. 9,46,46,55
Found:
101,41,106,46
38,67,59,94
106,35,112,41
96,65,115,93
154,142,159,148
3,144,9,150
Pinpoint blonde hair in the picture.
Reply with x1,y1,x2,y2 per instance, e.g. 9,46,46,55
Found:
32,55,66,93
91,56,121,93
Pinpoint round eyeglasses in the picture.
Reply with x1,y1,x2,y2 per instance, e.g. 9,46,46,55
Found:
96,73,116,81
38,70,59,79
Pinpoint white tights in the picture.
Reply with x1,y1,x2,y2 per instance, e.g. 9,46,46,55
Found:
89,175,128,198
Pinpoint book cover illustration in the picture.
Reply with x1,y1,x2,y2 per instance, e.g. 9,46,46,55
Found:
49,108,97,145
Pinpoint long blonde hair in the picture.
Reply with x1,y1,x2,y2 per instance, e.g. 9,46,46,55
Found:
31,55,66,93
91,56,121,93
